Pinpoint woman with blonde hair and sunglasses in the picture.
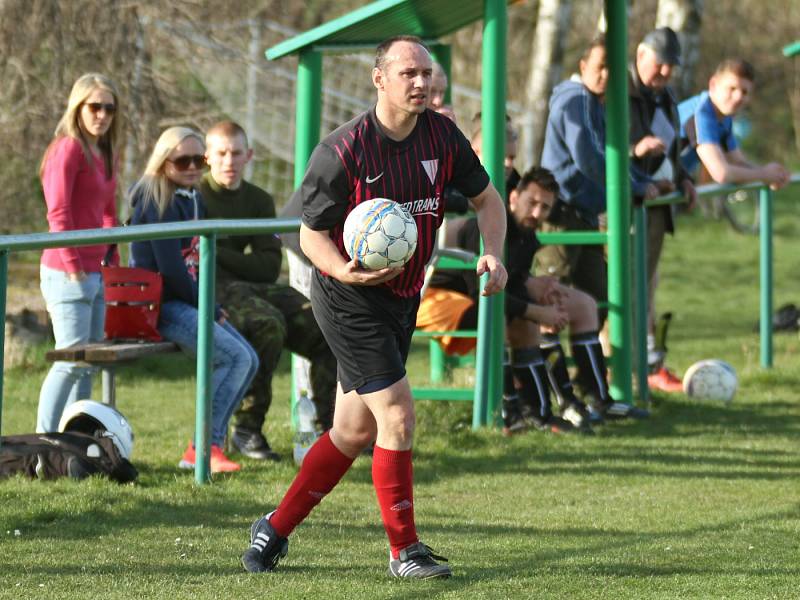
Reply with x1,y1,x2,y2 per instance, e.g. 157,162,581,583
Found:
37,73,121,433
129,126,258,473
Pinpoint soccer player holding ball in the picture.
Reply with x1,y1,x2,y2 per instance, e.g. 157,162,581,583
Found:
241,35,508,579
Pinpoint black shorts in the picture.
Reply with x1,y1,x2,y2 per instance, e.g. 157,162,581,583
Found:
310,269,420,394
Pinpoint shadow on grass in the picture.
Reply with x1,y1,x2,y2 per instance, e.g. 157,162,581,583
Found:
7,500,800,584
379,396,800,486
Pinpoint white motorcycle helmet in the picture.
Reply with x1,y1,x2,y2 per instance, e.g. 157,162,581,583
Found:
58,400,134,460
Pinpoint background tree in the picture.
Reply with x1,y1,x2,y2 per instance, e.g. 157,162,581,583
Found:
522,0,573,167
0,0,797,236
655,0,704,99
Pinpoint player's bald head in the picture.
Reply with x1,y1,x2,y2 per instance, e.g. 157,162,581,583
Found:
374,35,431,71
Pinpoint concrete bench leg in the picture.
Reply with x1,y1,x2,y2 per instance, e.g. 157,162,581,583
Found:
101,366,116,407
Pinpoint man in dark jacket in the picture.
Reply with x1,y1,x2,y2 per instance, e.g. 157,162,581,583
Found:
628,27,697,393
419,166,644,434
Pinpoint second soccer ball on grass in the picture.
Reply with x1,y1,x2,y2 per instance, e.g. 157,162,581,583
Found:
682,359,738,404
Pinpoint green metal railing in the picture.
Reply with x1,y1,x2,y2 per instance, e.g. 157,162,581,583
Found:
0,218,300,484
632,174,800,404
1,175,794,479
418,172,799,417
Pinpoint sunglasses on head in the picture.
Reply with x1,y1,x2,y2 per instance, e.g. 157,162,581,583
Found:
167,155,206,171
84,102,116,115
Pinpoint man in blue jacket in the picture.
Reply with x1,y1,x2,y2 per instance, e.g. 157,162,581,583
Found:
538,34,656,325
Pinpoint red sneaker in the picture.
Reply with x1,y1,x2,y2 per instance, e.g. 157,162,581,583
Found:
178,442,241,473
648,367,684,393
178,442,195,469
210,444,241,473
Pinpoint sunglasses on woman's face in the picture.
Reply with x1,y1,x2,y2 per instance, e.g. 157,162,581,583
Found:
167,155,206,171
84,102,116,115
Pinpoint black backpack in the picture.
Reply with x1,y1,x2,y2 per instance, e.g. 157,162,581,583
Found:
0,432,138,483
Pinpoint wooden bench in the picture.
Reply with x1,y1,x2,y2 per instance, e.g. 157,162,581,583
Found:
45,341,180,407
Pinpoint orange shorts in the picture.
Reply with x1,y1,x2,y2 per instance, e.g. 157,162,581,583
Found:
416,288,476,356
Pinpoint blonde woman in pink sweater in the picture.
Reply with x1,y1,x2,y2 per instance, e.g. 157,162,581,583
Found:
37,73,120,433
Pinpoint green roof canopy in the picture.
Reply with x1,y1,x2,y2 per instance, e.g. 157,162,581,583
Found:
266,0,518,59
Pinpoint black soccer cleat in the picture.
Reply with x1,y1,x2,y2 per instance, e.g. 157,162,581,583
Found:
388,542,452,579
501,396,528,436
241,511,288,573
561,401,589,429
593,399,650,420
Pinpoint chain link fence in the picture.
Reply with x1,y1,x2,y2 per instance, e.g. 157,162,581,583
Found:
148,18,528,210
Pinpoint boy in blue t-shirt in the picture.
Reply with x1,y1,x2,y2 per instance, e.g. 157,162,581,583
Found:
678,59,789,189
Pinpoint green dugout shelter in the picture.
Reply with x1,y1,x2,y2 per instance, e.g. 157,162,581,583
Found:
266,0,635,425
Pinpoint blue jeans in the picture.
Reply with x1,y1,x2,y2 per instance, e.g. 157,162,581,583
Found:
159,301,258,447
37,265,105,432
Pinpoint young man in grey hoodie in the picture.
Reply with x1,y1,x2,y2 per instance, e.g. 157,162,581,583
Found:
538,34,656,325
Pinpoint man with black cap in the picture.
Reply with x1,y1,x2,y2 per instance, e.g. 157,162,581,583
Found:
628,27,697,394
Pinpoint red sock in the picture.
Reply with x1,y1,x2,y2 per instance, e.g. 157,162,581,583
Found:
372,445,418,558
270,431,355,538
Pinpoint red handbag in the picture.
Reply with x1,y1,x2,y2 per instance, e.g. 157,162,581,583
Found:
101,246,163,342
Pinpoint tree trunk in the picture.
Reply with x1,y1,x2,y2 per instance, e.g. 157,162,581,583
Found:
655,0,704,98
523,0,573,168
788,60,800,156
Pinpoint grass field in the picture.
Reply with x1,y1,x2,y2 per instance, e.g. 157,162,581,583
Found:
2,192,800,599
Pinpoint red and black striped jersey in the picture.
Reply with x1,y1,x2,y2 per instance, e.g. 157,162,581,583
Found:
301,107,489,297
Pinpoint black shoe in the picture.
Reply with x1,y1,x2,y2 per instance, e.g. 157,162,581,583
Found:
231,428,281,461
542,415,578,434
502,415,528,437
585,404,605,424
525,414,575,434
388,542,452,579
501,397,528,436
561,401,588,428
241,511,289,573
593,399,650,420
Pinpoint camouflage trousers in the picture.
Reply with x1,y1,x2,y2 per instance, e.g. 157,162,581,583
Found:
218,281,336,432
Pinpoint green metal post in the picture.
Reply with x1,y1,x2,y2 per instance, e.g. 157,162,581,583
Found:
0,250,6,443
291,48,323,427
195,234,216,484
604,0,633,404
474,0,507,428
428,43,452,384
294,49,322,186
430,339,447,383
430,44,453,105
633,206,649,405
759,187,773,368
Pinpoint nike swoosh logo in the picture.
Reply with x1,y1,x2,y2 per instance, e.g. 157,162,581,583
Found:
366,172,384,184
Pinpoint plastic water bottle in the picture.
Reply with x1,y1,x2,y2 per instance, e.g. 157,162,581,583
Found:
293,390,318,466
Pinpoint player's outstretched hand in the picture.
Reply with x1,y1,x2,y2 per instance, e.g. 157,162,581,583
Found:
477,254,507,296
337,259,403,286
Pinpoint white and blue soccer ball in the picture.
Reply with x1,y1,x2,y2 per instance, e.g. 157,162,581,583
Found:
682,359,738,404
343,198,418,270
